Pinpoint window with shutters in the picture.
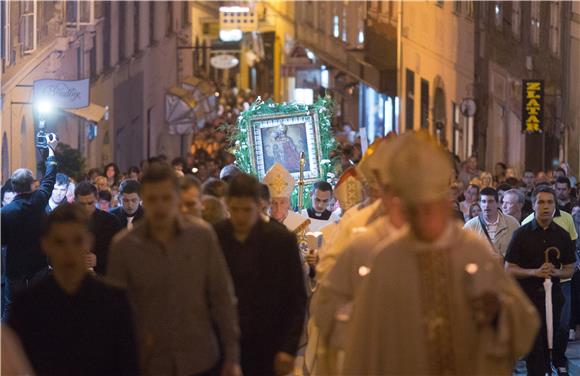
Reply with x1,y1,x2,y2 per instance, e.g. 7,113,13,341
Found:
494,2,503,30
66,0,95,27
512,2,521,40
149,2,155,45
420,79,430,130
103,1,111,69
167,1,173,35
118,1,126,61
21,0,36,54
549,2,560,57
1,1,10,64
133,2,140,53
465,1,474,19
530,2,540,47
181,1,189,28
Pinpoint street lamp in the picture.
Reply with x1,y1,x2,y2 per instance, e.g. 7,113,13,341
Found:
34,99,57,149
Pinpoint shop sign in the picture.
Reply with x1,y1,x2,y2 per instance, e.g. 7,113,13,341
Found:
210,54,239,69
33,79,90,109
522,80,544,133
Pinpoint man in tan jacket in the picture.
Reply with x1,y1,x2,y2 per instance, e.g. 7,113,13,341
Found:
464,187,520,258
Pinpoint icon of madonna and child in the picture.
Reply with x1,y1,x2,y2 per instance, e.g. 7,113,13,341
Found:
261,122,310,174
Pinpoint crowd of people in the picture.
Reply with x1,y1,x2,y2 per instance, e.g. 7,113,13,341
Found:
1,105,580,375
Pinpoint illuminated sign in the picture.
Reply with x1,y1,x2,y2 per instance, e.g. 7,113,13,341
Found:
33,79,90,109
522,80,544,133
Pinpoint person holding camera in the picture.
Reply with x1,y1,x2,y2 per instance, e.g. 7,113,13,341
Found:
1,134,59,321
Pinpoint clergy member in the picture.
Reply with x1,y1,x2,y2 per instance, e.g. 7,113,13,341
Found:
264,162,309,232
309,136,407,375
316,138,386,280
343,132,540,375
300,181,340,231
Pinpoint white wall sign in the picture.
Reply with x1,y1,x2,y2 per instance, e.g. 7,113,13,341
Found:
33,79,90,109
210,55,239,70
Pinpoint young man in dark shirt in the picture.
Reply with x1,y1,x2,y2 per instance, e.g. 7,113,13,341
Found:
75,182,122,275
506,186,576,376
214,174,307,376
109,179,144,229
8,204,139,375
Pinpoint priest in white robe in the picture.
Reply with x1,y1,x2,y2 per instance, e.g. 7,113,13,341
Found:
263,162,310,233
316,138,389,280
343,132,540,375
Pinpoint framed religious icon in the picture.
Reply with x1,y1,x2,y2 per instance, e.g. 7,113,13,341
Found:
247,111,323,183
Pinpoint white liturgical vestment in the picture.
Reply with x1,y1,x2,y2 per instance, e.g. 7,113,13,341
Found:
316,199,383,279
343,225,540,376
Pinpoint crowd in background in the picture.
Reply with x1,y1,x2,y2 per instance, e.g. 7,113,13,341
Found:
1,86,580,375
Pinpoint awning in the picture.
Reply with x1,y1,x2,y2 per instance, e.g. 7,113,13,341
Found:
166,86,198,135
167,86,197,108
64,103,107,123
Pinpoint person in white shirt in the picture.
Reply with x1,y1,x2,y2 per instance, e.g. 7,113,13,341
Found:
464,187,520,258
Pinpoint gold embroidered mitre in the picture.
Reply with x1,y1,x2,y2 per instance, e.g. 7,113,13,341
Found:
356,137,386,191
264,162,295,199
335,167,364,212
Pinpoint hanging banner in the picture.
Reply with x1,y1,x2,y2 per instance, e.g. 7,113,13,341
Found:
522,80,544,133
33,79,90,109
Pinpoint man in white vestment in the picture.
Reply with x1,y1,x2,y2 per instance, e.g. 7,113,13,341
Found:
316,138,387,280
310,136,407,375
264,163,310,232
343,132,540,375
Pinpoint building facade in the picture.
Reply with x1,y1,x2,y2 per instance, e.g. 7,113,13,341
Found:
294,0,398,143
399,0,476,161
1,0,191,180
567,2,580,176
475,1,569,175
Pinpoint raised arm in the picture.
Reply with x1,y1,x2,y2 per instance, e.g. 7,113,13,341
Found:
31,136,59,207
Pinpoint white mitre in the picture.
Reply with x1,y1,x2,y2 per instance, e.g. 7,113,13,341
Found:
264,162,309,232
263,162,295,199
356,137,386,192
388,131,453,204
366,135,398,188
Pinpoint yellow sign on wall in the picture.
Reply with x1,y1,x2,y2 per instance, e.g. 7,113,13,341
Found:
522,80,544,133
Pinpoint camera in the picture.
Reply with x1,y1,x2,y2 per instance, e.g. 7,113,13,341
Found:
36,130,57,149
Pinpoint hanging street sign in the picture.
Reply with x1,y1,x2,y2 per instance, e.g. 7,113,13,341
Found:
522,80,544,133
33,79,90,109
210,54,239,69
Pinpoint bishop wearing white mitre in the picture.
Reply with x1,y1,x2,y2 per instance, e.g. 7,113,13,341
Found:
343,132,540,375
